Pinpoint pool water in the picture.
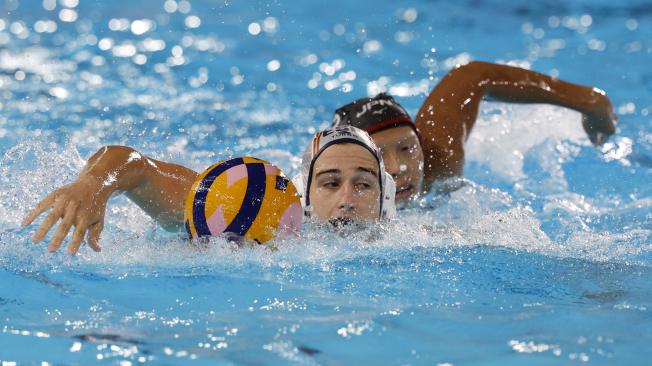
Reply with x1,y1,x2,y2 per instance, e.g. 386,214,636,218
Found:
1,0,651,364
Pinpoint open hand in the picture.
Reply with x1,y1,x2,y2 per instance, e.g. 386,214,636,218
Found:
21,177,108,255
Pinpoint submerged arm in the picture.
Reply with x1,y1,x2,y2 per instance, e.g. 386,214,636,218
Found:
414,61,617,186
21,145,198,255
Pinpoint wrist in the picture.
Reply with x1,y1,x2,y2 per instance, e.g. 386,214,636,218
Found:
580,87,608,114
79,174,113,202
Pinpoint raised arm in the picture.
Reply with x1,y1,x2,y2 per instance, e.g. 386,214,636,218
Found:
414,61,617,185
21,145,198,255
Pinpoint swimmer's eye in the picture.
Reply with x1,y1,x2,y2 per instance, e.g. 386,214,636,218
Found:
400,144,418,154
321,181,340,189
354,182,373,190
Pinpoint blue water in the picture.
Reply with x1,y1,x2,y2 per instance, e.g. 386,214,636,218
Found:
1,0,651,364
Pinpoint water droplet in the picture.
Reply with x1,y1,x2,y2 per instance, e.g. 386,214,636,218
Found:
248,22,261,35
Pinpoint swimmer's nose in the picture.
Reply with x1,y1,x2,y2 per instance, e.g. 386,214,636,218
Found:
338,201,355,212
336,184,356,213
383,151,401,178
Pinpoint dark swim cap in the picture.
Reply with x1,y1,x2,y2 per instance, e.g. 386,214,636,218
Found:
332,93,416,135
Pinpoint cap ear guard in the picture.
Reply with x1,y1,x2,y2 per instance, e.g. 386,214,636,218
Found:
381,171,397,219
292,173,310,219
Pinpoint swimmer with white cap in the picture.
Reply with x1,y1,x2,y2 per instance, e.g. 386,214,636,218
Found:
21,126,395,254
294,125,396,226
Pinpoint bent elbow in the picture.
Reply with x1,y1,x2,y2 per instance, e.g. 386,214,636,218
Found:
101,145,138,155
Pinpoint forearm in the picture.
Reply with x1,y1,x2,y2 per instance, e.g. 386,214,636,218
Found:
468,61,605,113
81,146,198,230
80,146,150,197
125,153,198,230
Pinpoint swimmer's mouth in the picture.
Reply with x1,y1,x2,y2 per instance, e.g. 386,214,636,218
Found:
395,185,416,200
329,217,354,228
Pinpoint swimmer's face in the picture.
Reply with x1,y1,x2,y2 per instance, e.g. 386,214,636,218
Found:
309,143,381,224
370,126,424,203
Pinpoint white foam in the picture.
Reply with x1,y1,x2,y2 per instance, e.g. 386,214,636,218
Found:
1,103,649,271
465,102,587,182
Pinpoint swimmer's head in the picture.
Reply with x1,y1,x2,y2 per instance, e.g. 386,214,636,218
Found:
333,93,424,204
295,126,396,226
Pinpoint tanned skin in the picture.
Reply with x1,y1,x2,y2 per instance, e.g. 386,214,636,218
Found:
22,61,617,254
415,61,616,186
21,146,197,254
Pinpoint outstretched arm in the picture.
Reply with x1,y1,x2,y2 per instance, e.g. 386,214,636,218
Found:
21,146,198,255
414,61,617,186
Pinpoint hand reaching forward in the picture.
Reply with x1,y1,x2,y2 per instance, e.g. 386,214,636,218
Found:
21,176,108,255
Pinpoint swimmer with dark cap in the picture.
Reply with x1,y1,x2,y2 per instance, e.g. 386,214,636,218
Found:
333,61,617,204
20,125,394,254
21,61,616,254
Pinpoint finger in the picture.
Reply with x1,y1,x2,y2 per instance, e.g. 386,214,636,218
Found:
47,201,79,252
596,116,616,136
595,132,605,145
67,224,87,256
87,221,104,252
590,132,605,146
32,198,68,243
606,117,617,134
22,193,56,227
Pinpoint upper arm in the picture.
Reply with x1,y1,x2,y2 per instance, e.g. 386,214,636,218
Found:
415,114,466,188
414,62,487,186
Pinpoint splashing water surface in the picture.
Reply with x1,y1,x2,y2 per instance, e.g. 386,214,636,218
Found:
1,0,651,365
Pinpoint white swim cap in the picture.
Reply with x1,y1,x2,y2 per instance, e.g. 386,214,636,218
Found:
294,125,396,220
